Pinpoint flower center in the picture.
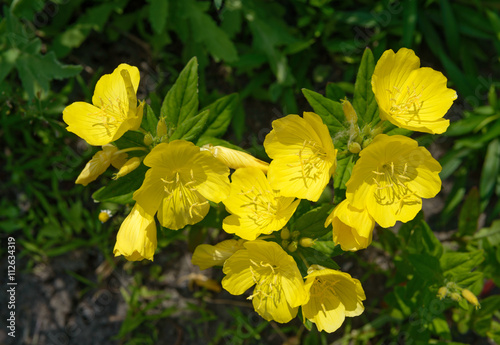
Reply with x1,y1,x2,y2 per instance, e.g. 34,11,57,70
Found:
238,187,278,227
291,140,329,187
388,84,423,122
161,170,207,218
91,97,129,135
247,260,282,308
372,162,417,211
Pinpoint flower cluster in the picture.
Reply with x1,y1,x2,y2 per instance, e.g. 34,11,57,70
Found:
64,47,456,333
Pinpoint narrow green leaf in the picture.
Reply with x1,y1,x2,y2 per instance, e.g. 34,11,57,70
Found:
298,247,340,270
480,138,500,210
353,48,378,126
401,0,418,48
302,88,347,133
458,187,480,236
169,109,210,142
440,250,484,275
161,56,199,128
199,93,238,139
440,0,460,57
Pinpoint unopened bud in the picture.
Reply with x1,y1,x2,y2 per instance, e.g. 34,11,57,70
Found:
348,141,361,154
287,241,298,252
156,118,168,138
299,238,315,247
437,286,448,300
341,99,358,123
281,228,291,240
282,240,290,248
98,210,112,223
291,231,300,240
462,289,481,310
144,133,153,146
114,157,141,179
450,292,462,302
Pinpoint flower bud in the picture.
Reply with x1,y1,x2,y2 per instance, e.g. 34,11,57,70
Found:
287,241,298,252
341,99,358,124
114,157,141,179
201,144,269,173
450,292,462,302
299,237,315,247
281,227,291,240
462,289,481,310
144,133,153,146
348,141,361,154
156,118,168,138
291,231,301,239
437,286,448,300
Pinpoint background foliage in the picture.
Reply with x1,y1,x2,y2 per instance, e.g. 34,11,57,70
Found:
1,0,500,344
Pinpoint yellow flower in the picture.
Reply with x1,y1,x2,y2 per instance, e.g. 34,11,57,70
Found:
75,144,127,186
192,239,246,270
325,200,374,251
133,140,230,230
201,144,269,173
222,240,308,323
302,265,365,333
346,134,441,228
63,64,144,146
222,167,300,240
113,203,157,261
264,112,337,201
372,48,457,134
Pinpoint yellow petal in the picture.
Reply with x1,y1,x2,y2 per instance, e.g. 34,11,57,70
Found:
192,239,246,270
113,204,157,261
75,145,117,185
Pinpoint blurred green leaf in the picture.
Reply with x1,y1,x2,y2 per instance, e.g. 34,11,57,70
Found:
149,0,169,34
458,187,480,237
480,138,500,210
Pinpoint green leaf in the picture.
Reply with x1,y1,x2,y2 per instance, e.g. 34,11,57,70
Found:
440,0,460,57
92,165,148,203
114,131,146,151
199,93,238,139
294,204,333,238
406,217,444,258
480,138,500,210
353,48,379,126
298,247,340,270
458,187,480,236
149,0,169,34
184,0,238,62
15,51,82,99
440,250,484,275
325,82,346,102
401,0,418,47
334,155,354,190
302,88,347,133
408,253,443,282
161,56,199,128
169,109,210,142
145,104,159,136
